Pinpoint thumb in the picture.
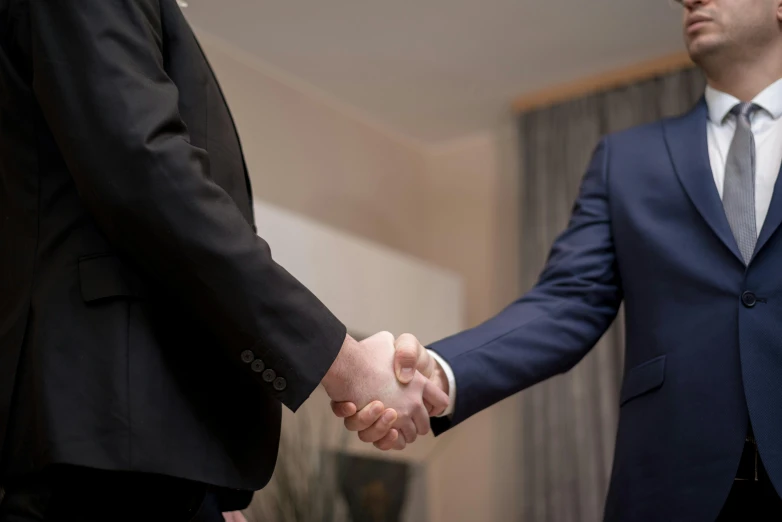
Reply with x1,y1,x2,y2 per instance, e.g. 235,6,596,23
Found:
394,333,423,384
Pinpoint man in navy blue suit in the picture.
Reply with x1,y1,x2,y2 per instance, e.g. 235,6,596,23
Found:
334,0,782,519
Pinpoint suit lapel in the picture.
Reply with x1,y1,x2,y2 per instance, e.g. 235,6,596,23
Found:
663,98,745,265
754,163,782,257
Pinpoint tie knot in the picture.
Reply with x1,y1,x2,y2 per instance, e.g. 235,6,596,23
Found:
731,102,760,123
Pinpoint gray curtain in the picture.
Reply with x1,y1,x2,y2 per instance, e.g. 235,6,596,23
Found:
517,67,705,522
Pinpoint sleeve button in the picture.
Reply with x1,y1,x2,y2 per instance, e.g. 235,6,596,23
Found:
262,369,276,383
240,350,254,363
251,359,265,373
273,377,287,391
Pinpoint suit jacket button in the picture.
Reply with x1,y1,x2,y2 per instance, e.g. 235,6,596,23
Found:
241,350,255,363
273,377,287,391
262,369,276,383
251,359,265,373
742,291,757,307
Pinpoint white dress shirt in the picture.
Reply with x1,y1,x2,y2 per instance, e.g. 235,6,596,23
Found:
430,78,782,419
705,78,782,234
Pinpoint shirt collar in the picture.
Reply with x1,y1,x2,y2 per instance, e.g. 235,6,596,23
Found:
705,78,782,123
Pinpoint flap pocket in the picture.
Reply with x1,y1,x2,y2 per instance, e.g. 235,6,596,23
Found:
78,254,147,302
620,355,666,406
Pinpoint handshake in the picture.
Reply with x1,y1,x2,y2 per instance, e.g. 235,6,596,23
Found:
320,332,450,451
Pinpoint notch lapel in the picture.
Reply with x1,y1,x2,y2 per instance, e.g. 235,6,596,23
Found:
663,98,745,265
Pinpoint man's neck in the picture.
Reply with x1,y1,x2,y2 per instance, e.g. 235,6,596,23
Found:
702,47,782,101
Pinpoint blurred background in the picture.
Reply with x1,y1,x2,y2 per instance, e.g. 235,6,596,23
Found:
178,1,702,520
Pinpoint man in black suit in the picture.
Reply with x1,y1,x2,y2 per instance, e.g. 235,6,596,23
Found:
0,1,447,520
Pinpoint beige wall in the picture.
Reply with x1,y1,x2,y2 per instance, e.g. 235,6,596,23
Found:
199,32,430,259
198,30,523,522
422,124,520,327
421,125,523,522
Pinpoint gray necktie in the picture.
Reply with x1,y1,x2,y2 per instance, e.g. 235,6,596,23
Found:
723,102,759,265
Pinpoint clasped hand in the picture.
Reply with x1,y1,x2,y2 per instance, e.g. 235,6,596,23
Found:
321,332,449,451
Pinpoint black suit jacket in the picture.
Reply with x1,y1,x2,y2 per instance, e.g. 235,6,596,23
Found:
0,0,346,494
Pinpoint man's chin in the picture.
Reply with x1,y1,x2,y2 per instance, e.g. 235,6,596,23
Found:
686,36,724,64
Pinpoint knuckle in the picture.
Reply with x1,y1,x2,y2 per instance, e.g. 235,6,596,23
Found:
378,331,395,343
395,342,415,355
397,353,417,366
383,412,398,426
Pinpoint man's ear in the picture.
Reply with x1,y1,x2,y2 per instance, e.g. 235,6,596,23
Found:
778,0,782,23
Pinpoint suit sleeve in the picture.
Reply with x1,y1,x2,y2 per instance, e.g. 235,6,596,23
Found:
429,138,622,434
28,0,345,412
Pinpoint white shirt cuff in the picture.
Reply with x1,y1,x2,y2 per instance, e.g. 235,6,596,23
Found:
427,349,456,418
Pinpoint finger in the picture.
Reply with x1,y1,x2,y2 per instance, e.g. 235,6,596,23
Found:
394,333,428,383
358,409,398,443
397,417,417,444
344,401,385,432
422,379,450,417
424,399,445,417
412,403,431,437
330,401,357,418
377,429,407,451
373,429,400,451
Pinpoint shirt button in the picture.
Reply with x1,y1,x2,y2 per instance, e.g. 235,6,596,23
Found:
742,291,757,308
240,350,255,363
251,359,265,373
273,377,287,392
262,369,276,383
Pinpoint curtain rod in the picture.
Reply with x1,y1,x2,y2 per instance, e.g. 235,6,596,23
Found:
512,52,694,113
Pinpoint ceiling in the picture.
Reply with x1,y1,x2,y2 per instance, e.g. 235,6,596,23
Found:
183,0,685,145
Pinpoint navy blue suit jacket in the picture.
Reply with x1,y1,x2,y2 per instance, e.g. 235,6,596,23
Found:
429,99,782,521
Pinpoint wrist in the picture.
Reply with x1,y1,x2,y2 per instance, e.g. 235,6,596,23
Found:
321,334,359,396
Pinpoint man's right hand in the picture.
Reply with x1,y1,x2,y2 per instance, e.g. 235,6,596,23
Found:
394,333,449,406
321,332,448,446
330,333,449,450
